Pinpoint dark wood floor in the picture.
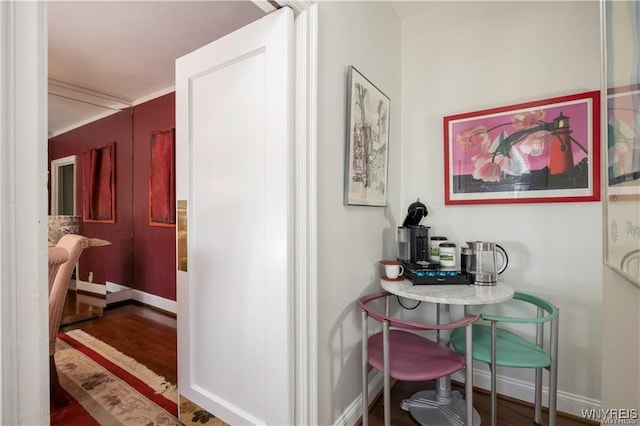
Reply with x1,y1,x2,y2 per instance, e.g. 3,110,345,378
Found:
58,293,177,385
54,293,595,426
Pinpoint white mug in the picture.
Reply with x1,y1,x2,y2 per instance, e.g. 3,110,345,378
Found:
385,264,404,279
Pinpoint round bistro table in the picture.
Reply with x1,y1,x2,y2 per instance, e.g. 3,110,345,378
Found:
381,278,514,426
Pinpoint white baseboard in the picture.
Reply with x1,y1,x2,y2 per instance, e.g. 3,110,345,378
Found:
105,281,129,293
75,281,176,314
335,370,383,426
337,368,600,425
76,280,132,303
131,289,177,314
76,279,107,295
450,369,601,419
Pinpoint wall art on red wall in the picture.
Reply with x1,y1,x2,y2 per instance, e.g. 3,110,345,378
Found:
444,90,601,205
82,142,116,223
149,128,176,226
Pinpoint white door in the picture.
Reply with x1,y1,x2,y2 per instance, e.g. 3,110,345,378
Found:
175,7,294,425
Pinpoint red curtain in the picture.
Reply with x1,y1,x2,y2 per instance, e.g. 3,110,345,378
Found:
83,143,115,222
149,129,175,226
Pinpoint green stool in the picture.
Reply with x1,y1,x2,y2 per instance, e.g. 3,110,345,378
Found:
450,292,559,426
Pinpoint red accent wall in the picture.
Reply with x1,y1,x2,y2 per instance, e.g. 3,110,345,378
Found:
132,93,176,300
48,110,134,288
48,92,177,301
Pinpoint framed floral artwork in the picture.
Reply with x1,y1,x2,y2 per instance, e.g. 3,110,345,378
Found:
443,90,601,205
344,66,390,206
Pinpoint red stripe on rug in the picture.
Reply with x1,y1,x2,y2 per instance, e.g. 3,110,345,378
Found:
58,332,178,416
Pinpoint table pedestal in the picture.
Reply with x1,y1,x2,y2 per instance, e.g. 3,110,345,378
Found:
401,390,481,426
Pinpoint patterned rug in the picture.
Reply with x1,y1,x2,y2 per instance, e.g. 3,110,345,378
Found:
54,329,180,425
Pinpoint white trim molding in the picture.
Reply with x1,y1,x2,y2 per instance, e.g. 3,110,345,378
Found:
132,290,177,315
74,282,176,314
450,370,601,419
0,1,48,424
341,369,600,424
293,2,318,425
336,370,384,426
131,85,175,107
48,79,130,111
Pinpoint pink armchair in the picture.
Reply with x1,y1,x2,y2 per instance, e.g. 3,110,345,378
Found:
49,234,89,406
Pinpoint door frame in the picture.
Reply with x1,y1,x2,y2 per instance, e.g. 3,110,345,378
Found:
287,2,318,424
0,1,318,424
0,1,49,424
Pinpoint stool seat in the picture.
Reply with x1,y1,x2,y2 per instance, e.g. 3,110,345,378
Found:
369,330,465,381
358,291,478,426
450,324,551,368
448,292,559,426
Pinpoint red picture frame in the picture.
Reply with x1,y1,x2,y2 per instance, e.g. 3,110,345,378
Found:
149,129,176,227
443,90,600,205
82,142,116,223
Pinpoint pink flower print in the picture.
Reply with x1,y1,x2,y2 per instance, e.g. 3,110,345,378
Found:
473,161,502,182
457,126,489,150
471,153,509,182
471,153,491,168
519,131,551,157
511,110,545,131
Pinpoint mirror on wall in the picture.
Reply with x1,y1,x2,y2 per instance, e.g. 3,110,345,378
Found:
50,155,76,215
603,0,640,287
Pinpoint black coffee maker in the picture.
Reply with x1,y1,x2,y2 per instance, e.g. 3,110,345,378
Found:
397,199,430,264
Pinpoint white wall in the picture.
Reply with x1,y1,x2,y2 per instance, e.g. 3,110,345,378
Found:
400,0,602,415
316,2,402,424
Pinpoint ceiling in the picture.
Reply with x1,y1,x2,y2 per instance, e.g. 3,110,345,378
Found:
48,1,447,138
48,1,267,137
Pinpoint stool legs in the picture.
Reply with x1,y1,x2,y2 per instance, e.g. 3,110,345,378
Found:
465,322,473,426
361,310,369,426
549,313,559,426
534,367,543,424
383,320,391,426
490,321,497,426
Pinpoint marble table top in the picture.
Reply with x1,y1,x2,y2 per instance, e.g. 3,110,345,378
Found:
87,238,111,247
381,278,514,305
49,237,112,248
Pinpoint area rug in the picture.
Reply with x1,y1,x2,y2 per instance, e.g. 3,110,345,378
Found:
54,329,180,425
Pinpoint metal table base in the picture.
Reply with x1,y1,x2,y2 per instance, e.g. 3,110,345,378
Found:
401,390,481,426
